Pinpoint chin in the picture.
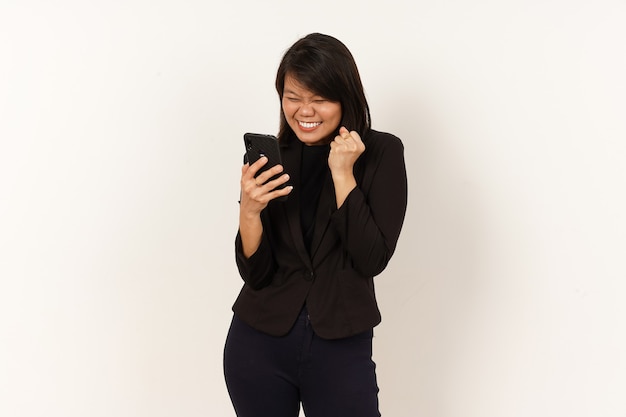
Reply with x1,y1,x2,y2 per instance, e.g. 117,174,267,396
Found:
299,133,330,146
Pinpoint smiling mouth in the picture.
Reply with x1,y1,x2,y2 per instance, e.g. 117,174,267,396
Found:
298,121,322,129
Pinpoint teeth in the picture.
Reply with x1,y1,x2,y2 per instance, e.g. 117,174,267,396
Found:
299,121,321,128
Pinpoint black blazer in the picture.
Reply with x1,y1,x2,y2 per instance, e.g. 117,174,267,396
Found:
233,129,408,339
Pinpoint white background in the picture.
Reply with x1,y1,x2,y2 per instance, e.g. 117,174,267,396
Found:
1,1,625,416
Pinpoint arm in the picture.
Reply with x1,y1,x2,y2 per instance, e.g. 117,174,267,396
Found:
239,207,264,258
238,156,292,256
330,132,408,277
235,228,275,290
329,127,363,208
235,157,293,289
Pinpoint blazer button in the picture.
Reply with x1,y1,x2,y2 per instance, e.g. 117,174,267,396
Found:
304,270,315,281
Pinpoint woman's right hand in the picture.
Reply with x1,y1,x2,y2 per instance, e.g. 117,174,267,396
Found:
240,156,293,217
239,157,292,258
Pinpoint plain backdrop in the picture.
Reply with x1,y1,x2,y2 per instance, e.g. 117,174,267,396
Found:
1,1,625,416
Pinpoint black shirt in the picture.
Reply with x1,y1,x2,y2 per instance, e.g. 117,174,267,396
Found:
300,144,330,254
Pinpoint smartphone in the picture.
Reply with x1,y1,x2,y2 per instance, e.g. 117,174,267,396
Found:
243,132,289,197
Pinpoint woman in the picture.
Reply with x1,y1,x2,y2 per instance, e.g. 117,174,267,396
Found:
224,33,408,417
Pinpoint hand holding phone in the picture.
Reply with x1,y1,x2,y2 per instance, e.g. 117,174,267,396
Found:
244,133,290,199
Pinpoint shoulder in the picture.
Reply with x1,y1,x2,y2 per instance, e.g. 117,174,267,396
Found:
362,129,404,155
354,129,407,190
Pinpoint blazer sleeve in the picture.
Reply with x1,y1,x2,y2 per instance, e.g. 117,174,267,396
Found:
329,133,408,277
235,228,276,290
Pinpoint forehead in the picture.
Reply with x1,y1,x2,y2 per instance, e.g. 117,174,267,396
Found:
283,75,319,97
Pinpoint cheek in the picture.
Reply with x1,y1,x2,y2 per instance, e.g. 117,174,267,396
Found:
325,106,342,122
324,103,341,117
281,100,293,115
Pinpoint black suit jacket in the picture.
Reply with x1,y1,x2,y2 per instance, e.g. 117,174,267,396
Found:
233,129,408,339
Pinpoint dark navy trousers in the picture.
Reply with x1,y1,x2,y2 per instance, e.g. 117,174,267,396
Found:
223,307,381,417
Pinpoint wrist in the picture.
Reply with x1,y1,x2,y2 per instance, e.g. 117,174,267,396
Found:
240,209,261,222
330,169,354,182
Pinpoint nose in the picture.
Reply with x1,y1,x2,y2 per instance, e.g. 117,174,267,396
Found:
298,102,315,117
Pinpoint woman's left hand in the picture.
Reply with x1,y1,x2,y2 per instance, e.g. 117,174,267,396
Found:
328,126,365,178
328,126,365,207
